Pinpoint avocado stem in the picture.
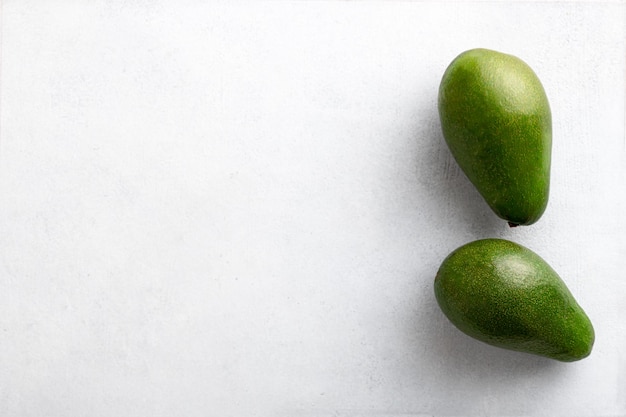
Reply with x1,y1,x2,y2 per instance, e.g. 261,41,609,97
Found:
508,222,519,228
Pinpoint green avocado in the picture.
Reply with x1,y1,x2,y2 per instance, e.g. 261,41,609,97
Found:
434,239,594,362
438,49,552,226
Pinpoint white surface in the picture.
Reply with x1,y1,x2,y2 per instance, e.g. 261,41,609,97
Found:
0,1,625,416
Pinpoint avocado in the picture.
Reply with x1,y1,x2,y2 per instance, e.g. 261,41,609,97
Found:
438,49,552,226
434,239,594,362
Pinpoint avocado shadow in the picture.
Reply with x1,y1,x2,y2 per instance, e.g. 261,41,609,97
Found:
402,274,566,405
421,277,561,370
414,102,505,240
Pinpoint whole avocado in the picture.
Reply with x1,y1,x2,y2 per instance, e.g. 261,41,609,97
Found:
434,239,594,362
438,49,552,226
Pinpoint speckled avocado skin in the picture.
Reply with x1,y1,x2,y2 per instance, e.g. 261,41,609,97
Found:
434,239,594,362
438,49,552,226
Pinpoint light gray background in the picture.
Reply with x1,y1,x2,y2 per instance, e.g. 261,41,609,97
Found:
1,1,625,416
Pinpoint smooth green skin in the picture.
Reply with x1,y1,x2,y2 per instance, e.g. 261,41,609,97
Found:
434,239,594,362
438,49,552,226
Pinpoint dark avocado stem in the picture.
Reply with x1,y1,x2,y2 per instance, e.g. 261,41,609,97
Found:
508,222,519,228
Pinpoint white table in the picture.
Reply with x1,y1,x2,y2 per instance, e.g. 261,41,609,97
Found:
1,2,624,416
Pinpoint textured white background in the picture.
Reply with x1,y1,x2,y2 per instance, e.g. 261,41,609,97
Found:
0,1,625,416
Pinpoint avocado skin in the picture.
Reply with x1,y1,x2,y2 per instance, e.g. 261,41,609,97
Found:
438,49,552,226
434,239,594,362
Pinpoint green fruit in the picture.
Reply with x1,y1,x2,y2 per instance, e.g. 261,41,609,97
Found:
438,49,552,226
434,239,594,362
